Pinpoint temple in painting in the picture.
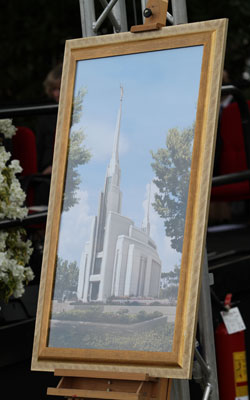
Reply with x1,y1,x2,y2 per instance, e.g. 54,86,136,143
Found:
77,88,162,302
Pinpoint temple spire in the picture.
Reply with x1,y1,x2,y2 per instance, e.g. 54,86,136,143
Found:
107,86,123,180
103,86,123,215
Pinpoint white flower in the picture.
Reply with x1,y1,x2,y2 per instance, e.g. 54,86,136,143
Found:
0,119,17,139
0,231,8,251
0,207,7,220
25,240,33,260
0,251,34,300
0,120,34,302
13,281,25,298
9,179,26,204
0,147,11,169
6,236,33,266
25,267,35,282
9,159,22,174
12,264,25,278
0,175,28,219
0,252,7,274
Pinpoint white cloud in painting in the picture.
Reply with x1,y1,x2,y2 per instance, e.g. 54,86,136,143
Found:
75,119,129,163
142,182,181,273
57,190,93,266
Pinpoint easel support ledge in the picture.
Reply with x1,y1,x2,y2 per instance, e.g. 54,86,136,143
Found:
47,369,171,400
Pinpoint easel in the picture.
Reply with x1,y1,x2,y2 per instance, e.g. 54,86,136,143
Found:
47,370,171,399
130,0,168,32
47,3,172,399
47,1,220,399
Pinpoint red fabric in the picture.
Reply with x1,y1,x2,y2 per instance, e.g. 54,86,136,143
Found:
12,126,37,176
12,126,38,206
211,181,250,201
211,101,250,202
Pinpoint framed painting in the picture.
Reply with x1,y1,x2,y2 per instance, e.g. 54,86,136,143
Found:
32,19,227,379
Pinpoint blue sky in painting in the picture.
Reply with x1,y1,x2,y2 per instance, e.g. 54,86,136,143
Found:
57,45,203,272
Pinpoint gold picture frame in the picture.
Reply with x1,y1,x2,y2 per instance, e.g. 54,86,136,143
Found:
32,19,227,379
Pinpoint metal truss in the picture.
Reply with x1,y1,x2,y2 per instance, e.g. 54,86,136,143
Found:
79,0,188,37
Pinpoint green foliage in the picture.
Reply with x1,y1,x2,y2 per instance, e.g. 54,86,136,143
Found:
160,265,180,303
48,319,175,352
161,265,181,286
160,286,178,303
0,280,13,303
63,130,91,211
151,124,194,252
71,88,87,126
62,88,91,211
5,228,32,266
52,307,163,324
53,257,79,300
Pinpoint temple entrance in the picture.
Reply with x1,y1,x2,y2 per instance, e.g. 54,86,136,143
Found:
90,282,100,300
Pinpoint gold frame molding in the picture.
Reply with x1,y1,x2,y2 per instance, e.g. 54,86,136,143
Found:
32,19,228,379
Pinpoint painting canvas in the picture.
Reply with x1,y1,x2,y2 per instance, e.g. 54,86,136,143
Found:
32,19,227,378
48,45,202,352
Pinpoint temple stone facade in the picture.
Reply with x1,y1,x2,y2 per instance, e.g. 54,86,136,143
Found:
77,88,162,302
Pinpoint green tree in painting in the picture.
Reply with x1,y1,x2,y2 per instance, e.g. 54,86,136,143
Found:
63,88,91,211
53,257,79,300
160,265,181,302
71,88,87,125
151,124,194,252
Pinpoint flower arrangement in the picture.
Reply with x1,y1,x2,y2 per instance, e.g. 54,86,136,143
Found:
0,119,34,303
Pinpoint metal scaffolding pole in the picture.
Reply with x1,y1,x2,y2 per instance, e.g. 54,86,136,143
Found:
79,0,127,36
98,0,122,32
197,253,220,400
92,0,120,33
170,379,191,400
79,0,97,37
112,0,128,32
171,0,188,24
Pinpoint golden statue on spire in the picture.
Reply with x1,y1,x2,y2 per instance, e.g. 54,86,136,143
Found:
120,84,124,101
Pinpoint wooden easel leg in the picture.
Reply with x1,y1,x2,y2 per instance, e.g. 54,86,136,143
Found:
150,378,172,399
166,379,172,400
158,378,168,399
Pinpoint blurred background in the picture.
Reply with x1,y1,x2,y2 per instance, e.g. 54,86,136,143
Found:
1,1,250,399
